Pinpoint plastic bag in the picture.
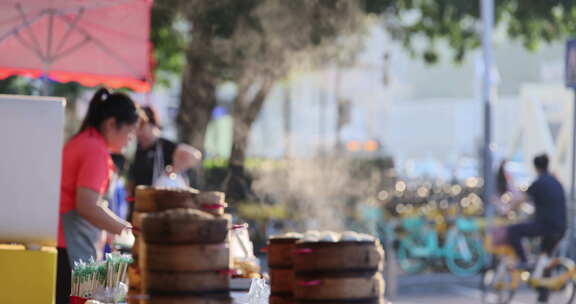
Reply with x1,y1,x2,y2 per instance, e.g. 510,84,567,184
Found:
246,278,270,304
92,283,128,303
230,225,255,260
153,171,188,189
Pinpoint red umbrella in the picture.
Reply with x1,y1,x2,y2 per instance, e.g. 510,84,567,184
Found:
0,0,153,92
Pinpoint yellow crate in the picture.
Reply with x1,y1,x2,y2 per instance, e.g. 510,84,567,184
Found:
0,244,57,304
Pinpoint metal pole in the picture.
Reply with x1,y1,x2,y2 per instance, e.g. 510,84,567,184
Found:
283,84,292,159
319,89,326,156
334,66,342,151
42,62,50,96
571,92,576,203
481,0,494,212
568,91,576,258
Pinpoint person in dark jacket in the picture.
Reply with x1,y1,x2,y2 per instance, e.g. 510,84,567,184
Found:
126,106,201,221
506,154,566,303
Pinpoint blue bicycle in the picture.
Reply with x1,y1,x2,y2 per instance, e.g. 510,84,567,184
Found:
395,215,486,276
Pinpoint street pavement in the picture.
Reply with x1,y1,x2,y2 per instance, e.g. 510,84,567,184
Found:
390,273,536,304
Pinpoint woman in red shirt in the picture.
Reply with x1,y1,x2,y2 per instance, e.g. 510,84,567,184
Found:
56,88,142,304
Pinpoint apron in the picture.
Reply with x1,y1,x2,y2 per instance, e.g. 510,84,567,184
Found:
61,209,101,265
63,171,118,265
152,140,165,185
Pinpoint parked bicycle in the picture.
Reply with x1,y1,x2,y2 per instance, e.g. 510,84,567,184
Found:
395,214,486,276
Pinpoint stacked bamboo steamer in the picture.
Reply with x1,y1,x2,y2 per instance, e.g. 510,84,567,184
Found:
197,191,228,217
268,233,303,304
131,186,233,304
270,231,386,304
141,209,231,304
127,186,170,304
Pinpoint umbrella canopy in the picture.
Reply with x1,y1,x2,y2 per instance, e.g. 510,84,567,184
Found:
0,0,153,92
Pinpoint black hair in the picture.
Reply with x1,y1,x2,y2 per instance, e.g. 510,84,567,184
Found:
141,106,161,128
78,88,141,134
533,154,549,172
496,160,508,196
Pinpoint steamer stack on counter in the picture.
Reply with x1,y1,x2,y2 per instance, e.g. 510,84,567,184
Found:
197,191,228,217
141,209,232,304
269,231,386,304
130,186,233,304
127,186,160,304
268,233,303,304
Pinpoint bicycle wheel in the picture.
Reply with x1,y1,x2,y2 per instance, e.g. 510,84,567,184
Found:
481,265,516,304
536,259,576,304
445,232,485,276
397,239,426,274
545,280,576,304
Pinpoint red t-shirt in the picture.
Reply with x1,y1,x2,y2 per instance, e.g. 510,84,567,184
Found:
58,128,113,248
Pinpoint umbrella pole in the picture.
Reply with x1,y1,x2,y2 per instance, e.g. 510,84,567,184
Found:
42,62,50,96
42,76,48,96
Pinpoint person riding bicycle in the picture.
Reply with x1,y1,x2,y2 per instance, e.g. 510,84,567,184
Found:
504,154,567,271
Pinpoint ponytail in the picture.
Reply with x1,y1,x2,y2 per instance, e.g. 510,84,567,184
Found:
78,88,142,135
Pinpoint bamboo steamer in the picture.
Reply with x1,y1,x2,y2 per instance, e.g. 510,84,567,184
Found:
135,186,199,212
293,241,383,273
153,187,198,211
131,211,144,259
217,213,233,222
141,209,229,244
128,266,142,289
143,243,230,272
135,186,157,212
268,236,301,268
140,241,148,293
128,288,142,304
270,295,294,304
294,272,384,301
198,191,227,216
132,237,142,258
270,268,295,295
144,294,232,304
145,271,230,293
133,211,145,231
197,191,225,204
296,299,386,304
200,202,228,216
127,295,140,304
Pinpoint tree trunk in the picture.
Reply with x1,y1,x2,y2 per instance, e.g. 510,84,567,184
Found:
229,79,275,166
176,21,217,152
176,19,219,189
177,63,216,150
223,79,275,199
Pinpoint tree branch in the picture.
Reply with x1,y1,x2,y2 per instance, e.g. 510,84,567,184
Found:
245,78,275,124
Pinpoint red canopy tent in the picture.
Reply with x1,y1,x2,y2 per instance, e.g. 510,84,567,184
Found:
0,0,153,92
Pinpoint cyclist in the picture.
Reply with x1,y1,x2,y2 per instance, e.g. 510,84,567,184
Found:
504,154,567,303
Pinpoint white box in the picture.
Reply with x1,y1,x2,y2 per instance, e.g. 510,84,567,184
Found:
0,94,65,247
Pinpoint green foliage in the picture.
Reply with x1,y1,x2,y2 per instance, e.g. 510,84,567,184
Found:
0,76,34,95
237,202,289,220
365,0,576,63
0,76,83,101
152,0,366,82
203,157,286,170
203,158,229,169
51,82,84,103
150,0,187,86
152,0,576,71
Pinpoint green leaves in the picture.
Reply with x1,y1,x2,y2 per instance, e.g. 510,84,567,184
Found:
150,0,188,85
151,0,576,73
367,0,576,64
